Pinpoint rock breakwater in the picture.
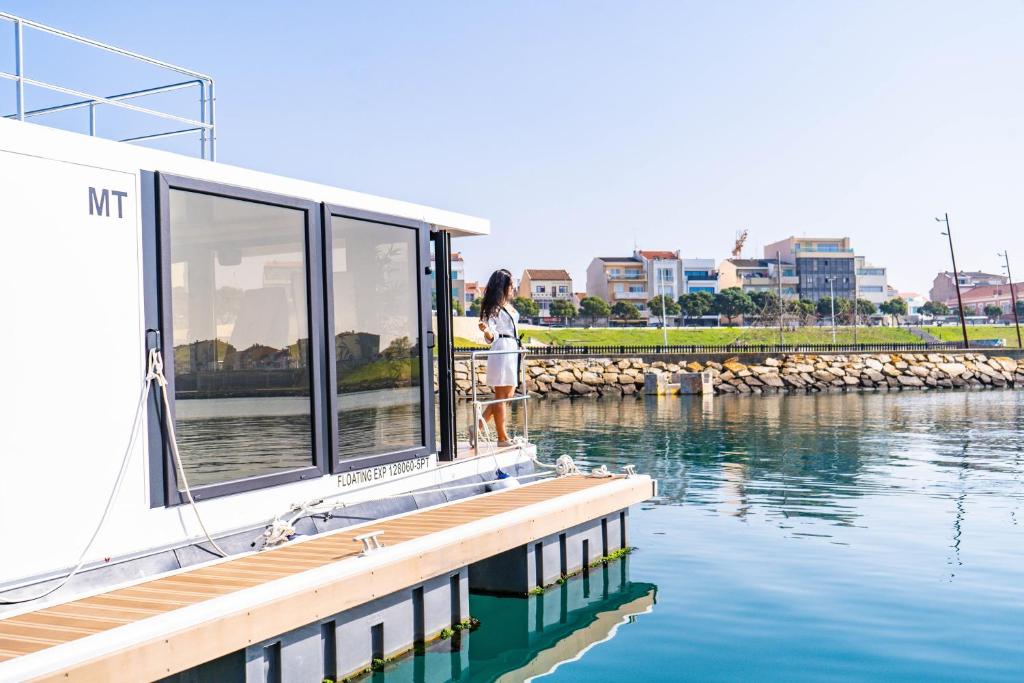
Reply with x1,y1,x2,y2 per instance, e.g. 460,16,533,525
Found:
446,353,1023,398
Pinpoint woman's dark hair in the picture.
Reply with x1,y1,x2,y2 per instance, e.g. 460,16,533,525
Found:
479,269,514,321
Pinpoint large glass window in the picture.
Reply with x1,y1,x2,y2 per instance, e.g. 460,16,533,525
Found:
331,216,424,460
168,189,314,488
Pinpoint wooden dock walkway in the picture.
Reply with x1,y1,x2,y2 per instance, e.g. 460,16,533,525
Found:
0,473,654,682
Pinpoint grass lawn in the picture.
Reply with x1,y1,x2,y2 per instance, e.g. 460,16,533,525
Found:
453,326,922,348
924,325,1023,348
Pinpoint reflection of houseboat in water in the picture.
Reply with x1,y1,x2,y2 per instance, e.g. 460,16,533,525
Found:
365,560,656,682
0,13,654,682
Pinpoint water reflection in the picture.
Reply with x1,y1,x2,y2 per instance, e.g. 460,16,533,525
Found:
366,559,656,682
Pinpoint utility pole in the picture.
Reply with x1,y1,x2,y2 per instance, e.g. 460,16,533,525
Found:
999,250,1022,348
936,213,970,349
659,263,668,347
776,251,785,345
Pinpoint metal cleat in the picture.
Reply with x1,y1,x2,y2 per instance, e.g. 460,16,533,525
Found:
622,464,637,478
353,531,385,555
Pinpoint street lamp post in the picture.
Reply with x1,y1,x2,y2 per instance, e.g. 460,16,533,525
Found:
776,251,784,345
852,263,859,346
998,250,1022,348
936,213,970,349
827,276,837,344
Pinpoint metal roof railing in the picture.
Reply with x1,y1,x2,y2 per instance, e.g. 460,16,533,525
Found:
0,12,216,160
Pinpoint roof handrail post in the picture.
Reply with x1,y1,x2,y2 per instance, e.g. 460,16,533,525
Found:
14,17,24,121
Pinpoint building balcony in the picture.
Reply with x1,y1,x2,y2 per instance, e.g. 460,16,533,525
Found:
742,275,799,287
615,291,649,300
607,272,646,280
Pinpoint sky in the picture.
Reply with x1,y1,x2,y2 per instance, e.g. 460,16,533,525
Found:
4,1,1023,296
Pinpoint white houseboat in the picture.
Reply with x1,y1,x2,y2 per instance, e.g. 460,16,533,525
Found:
0,14,654,682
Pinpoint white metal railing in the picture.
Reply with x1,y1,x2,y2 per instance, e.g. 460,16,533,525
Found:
0,12,216,159
468,348,530,455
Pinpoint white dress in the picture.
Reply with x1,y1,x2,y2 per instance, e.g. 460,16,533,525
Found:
485,306,520,387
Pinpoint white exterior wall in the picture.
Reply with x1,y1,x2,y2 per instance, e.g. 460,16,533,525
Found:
646,258,682,301
856,258,889,305
585,259,611,301
0,118,508,590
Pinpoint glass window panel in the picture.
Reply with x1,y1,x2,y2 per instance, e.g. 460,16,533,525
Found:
169,189,313,488
331,216,423,459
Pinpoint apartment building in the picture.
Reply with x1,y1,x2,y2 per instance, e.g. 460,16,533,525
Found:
764,237,856,302
681,258,719,294
518,269,574,316
855,256,889,305
635,250,683,302
954,282,1024,316
586,256,648,314
929,271,1008,305
717,258,798,298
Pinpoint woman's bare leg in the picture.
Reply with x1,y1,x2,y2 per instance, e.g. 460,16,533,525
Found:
492,385,515,442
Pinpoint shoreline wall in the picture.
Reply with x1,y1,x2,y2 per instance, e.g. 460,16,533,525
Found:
444,352,1024,398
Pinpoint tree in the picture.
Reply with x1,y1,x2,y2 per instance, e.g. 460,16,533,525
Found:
921,300,950,317
748,291,782,326
452,297,464,316
712,287,754,325
549,299,577,321
611,300,640,321
984,304,1004,321
855,298,877,318
512,296,539,319
1016,300,1024,318
468,297,483,317
816,296,837,320
579,296,611,325
678,291,713,325
879,297,908,324
647,294,680,323
789,299,817,326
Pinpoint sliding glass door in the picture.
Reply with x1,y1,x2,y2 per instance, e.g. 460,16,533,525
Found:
325,208,433,471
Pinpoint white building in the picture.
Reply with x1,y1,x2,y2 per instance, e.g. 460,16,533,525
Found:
681,258,719,295
855,256,889,305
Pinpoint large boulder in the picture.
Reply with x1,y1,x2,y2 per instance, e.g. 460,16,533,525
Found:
723,359,748,374
572,381,597,395
993,357,1018,373
556,370,576,384
882,363,901,377
864,369,885,383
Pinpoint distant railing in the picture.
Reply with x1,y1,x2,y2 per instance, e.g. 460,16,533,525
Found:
1,12,216,159
455,341,969,356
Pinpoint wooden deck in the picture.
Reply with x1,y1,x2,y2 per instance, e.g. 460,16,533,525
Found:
0,473,654,682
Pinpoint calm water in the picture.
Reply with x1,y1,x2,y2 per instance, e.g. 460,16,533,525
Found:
378,390,1024,682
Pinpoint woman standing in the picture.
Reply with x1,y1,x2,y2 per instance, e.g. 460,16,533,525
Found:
474,269,521,447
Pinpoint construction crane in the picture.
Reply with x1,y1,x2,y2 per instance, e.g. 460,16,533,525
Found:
731,229,749,258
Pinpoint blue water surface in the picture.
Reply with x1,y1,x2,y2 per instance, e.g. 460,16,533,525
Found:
384,390,1024,682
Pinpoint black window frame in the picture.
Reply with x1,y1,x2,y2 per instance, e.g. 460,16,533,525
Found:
322,204,436,473
147,173,330,505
